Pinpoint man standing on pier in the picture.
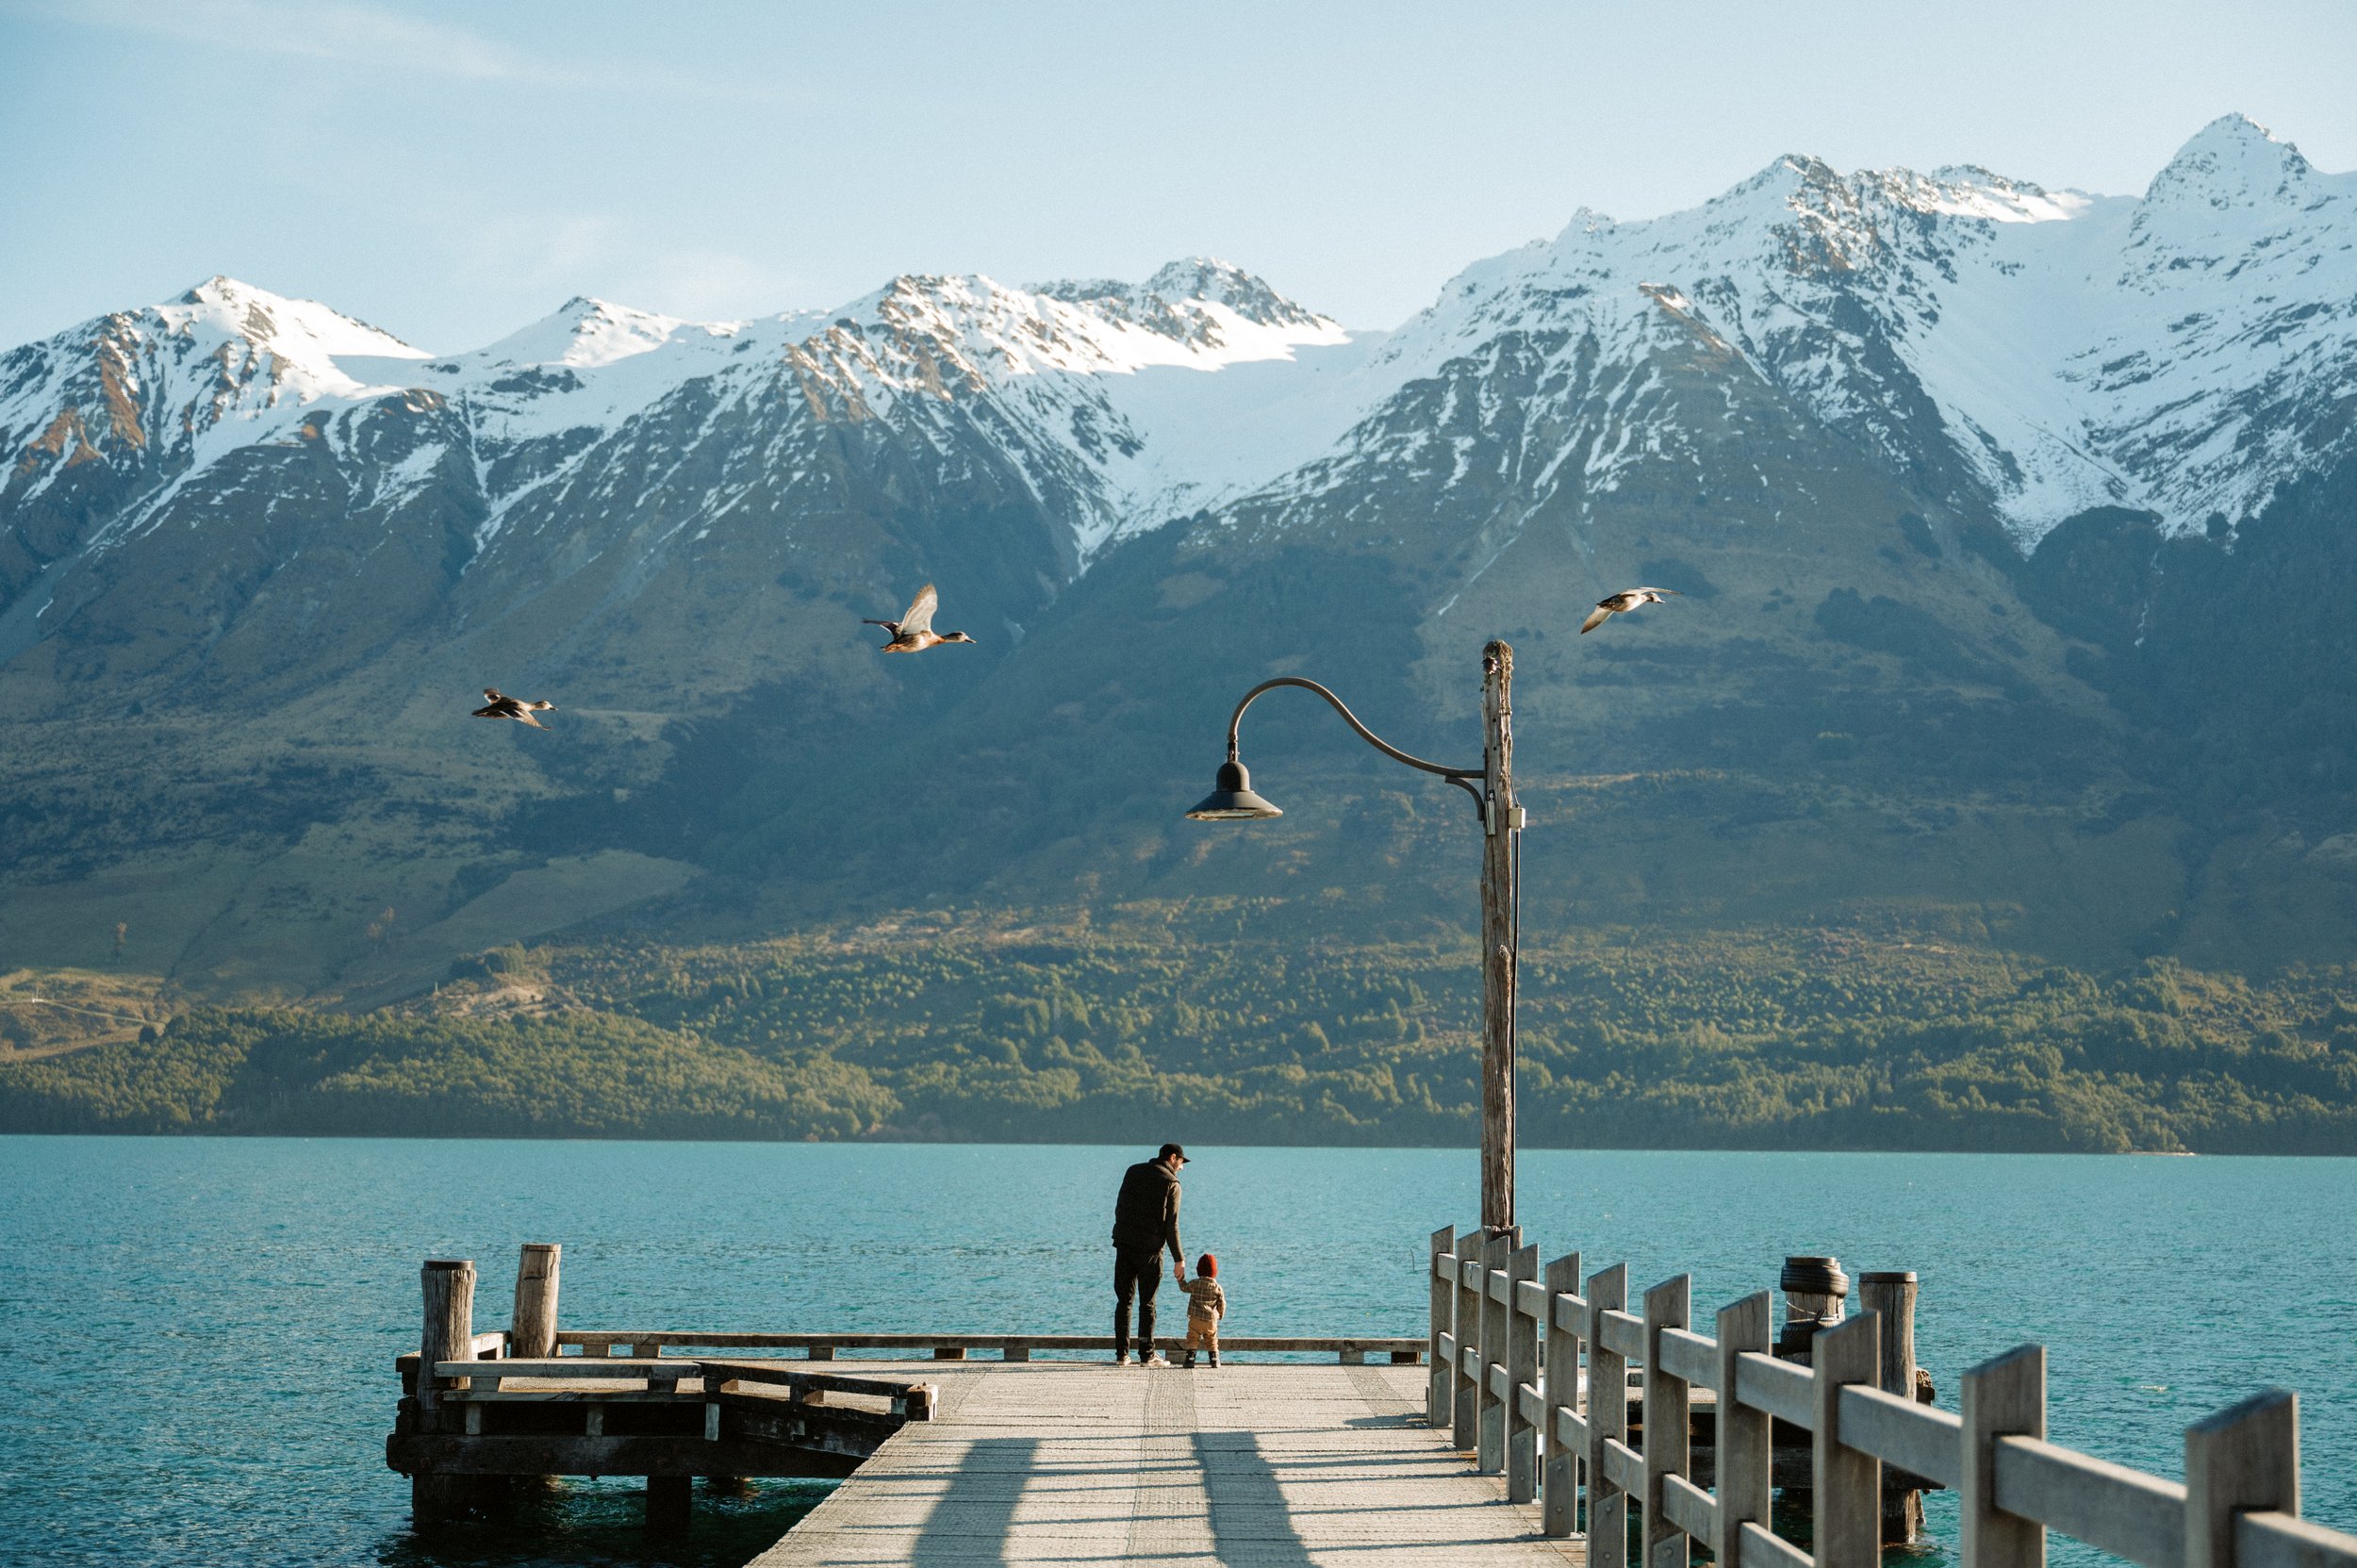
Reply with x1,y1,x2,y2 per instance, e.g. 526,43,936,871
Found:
1112,1143,1188,1365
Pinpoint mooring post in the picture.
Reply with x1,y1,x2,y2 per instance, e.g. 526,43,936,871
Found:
1861,1269,1924,1544
512,1243,560,1358
1778,1255,1849,1362
414,1259,478,1524
1429,1226,1457,1427
2186,1390,2301,1568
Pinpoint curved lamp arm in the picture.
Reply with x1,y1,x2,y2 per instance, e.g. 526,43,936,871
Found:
1225,676,1487,810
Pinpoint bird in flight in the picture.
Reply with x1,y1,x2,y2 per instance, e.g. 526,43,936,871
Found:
865,584,977,653
472,688,557,728
1580,586,1681,635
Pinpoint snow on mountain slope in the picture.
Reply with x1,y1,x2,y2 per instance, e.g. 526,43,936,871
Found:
1223,114,2357,546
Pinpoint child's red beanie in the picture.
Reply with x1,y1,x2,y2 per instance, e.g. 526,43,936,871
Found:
1197,1253,1217,1277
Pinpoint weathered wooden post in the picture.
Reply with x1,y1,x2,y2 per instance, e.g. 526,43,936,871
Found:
1861,1269,1924,1544
1960,1344,2046,1568
1641,1276,1692,1568
1478,640,1519,1235
1778,1255,1849,1362
414,1259,477,1524
2186,1390,2300,1568
1477,1230,1513,1474
1429,1226,1457,1428
1714,1292,1774,1568
1811,1312,1882,1568
1586,1263,1631,1568
1508,1243,1541,1503
512,1243,560,1357
1454,1223,1483,1450
1541,1251,1583,1539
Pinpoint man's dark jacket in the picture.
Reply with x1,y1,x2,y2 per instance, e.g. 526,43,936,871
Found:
1112,1159,1183,1265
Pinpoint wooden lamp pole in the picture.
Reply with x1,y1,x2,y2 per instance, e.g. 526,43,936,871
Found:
1186,640,1524,1234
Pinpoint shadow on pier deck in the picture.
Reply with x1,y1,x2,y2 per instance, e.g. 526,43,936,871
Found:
750,1358,1580,1567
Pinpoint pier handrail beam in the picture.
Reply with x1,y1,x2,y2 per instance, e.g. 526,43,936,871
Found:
1426,1223,2357,1568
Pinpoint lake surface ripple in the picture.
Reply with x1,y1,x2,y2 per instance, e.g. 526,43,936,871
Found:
3,1139,2352,1567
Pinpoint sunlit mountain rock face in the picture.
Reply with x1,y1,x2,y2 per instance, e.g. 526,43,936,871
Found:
5,116,2355,990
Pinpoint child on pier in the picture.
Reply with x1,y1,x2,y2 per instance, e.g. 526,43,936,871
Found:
1179,1253,1224,1368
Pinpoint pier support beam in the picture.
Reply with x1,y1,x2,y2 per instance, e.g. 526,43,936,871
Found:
1862,1269,1925,1544
512,1243,560,1358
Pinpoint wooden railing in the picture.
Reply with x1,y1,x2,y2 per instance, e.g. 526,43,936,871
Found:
1428,1223,2357,1568
552,1330,1424,1363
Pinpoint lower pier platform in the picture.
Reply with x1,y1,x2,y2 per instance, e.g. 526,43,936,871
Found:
754,1358,1582,1567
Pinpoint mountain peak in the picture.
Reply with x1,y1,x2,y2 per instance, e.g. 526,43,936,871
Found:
1036,259,1330,333
163,274,424,360
2146,113,2312,208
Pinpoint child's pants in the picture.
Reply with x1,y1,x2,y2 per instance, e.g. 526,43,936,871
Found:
1184,1321,1218,1362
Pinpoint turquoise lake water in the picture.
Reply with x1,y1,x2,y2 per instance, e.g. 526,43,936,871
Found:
3,1138,2353,1567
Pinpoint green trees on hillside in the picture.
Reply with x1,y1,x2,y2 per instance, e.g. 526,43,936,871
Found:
7,917,2354,1152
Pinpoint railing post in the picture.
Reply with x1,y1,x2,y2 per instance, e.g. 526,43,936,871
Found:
1862,1269,1923,1544
1641,1276,1692,1568
414,1258,477,1524
2187,1390,2300,1568
1960,1344,2045,1568
512,1243,560,1359
1430,1226,1457,1427
1454,1223,1483,1450
1478,1230,1514,1474
1587,1263,1631,1568
1812,1310,1881,1568
1508,1243,1541,1503
1714,1292,1773,1568
1542,1251,1583,1539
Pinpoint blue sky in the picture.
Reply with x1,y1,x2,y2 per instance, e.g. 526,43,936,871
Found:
4,0,2354,351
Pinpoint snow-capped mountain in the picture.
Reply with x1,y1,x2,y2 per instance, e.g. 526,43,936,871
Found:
1215,113,2357,552
6,113,2357,990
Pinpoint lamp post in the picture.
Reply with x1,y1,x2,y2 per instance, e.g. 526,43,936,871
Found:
1186,641,1523,1233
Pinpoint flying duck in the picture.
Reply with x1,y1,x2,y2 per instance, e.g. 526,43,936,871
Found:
472,688,557,728
865,584,977,653
1579,586,1681,635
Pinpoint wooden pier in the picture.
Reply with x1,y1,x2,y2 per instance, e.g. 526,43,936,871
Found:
389,1234,2357,1568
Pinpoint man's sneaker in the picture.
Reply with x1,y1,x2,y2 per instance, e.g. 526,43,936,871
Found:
1142,1352,1171,1367
1114,1352,1131,1365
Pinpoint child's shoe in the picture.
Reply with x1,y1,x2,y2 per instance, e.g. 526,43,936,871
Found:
1206,1351,1220,1367
1181,1350,1197,1368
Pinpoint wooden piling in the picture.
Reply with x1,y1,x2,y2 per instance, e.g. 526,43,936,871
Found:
414,1259,477,1524
1778,1254,1849,1362
512,1243,560,1358
1861,1269,1925,1544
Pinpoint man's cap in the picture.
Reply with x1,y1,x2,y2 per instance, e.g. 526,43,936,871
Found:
1160,1142,1190,1164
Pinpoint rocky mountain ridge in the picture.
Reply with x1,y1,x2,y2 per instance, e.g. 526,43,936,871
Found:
4,115,2356,993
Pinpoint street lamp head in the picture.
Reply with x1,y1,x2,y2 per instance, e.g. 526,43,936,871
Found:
1184,758,1282,821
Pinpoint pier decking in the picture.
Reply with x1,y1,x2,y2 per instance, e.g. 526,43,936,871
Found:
750,1358,1580,1566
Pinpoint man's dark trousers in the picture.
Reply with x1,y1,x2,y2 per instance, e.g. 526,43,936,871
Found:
1114,1246,1163,1358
